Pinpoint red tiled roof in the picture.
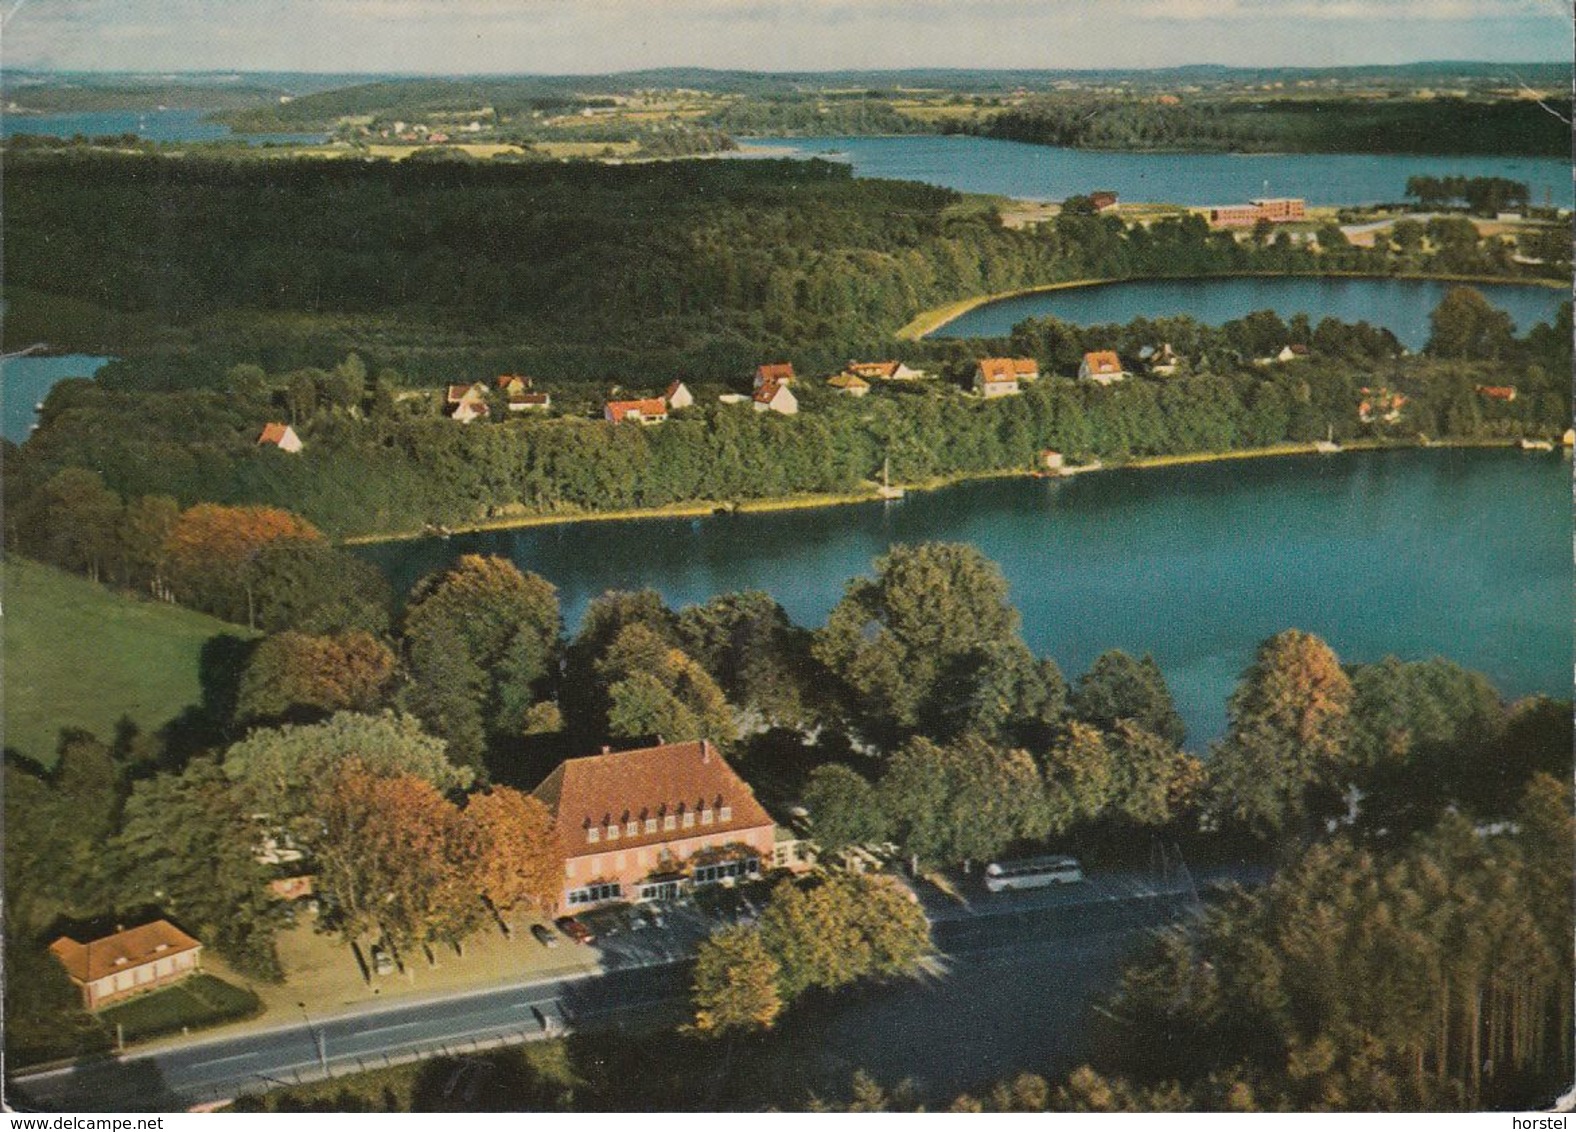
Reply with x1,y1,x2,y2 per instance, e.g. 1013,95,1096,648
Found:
513,392,550,406
754,380,787,404
605,398,668,420
1083,350,1122,374
827,372,870,390
1476,385,1517,401
496,374,532,390
977,357,1037,382
756,363,795,383
50,921,200,985
847,361,899,379
447,383,487,403
257,423,292,445
533,740,774,860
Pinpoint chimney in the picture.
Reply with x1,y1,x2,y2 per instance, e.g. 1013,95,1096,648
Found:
601,745,611,754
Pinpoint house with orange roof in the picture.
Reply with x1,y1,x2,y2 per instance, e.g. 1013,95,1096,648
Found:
1079,351,1127,384
753,380,798,415
446,382,491,423
847,360,924,382
532,739,787,910
754,363,796,390
827,372,871,397
256,422,303,453
1358,387,1408,424
1475,385,1518,402
604,397,669,425
49,920,203,1010
973,357,1037,398
665,380,694,410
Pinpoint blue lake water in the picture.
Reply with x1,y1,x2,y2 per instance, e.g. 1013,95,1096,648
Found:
933,275,1568,347
750,135,1575,209
0,354,113,443
359,449,1572,746
1,108,326,146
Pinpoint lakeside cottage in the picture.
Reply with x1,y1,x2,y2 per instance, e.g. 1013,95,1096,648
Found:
665,380,694,410
532,739,805,911
1138,343,1181,376
256,422,303,453
1079,350,1127,384
605,397,669,424
1208,197,1307,229
753,380,798,415
754,363,796,390
50,920,203,1010
973,357,1037,398
1089,190,1119,212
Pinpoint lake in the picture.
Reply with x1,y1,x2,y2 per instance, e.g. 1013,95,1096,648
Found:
0,354,113,443
749,135,1575,209
931,275,1567,347
357,448,1572,746
0,108,327,146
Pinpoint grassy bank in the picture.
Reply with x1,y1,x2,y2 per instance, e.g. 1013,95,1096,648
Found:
2,557,255,768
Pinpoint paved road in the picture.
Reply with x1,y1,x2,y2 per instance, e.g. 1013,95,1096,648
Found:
10,863,1260,1112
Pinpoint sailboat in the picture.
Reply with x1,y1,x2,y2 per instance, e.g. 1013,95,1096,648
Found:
876,456,905,500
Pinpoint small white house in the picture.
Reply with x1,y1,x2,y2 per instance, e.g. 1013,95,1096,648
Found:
256,423,303,453
665,380,695,410
753,381,798,415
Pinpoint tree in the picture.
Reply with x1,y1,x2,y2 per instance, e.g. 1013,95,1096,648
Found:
462,786,557,919
690,925,783,1036
878,735,1045,869
1072,650,1185,747
801,763,887,852
1042,720,1118,832
251,543,393,636
113,756,283,979
222,710,472,846
115,495,180,598
16,468,123,582
1208,629,1353,837
1426,287,1516,360
235,631,399,724
163,503,324,625
315,763,482,954
757,874,931,1001
403,555,562,765
598,623,736,748
677,591,818,728
814,543,1032,743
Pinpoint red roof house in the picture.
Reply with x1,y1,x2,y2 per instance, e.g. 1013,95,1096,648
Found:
256,422,303,453
754,363,796,390
973,357,1037,398
532,740,781,910
50,920,203,1010
1079,351,1126,383
604,397,669,424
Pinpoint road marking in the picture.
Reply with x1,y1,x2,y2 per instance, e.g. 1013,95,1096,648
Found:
190,1051,258,1068
358,1018,429,1036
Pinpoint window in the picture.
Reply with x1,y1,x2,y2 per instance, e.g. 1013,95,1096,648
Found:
627,820,639,837
586,826,600,844
691,857,761,885
663,814,676,831
606,824,620,841
700,809,714,826
645,818,658,834
719,805,732,822
566,882,622,906
682,812,695,828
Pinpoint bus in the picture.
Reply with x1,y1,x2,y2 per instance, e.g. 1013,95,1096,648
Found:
984,855,1084,892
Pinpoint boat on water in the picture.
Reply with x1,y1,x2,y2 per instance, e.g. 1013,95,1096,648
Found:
1517,438,1554,452
876,456,905,500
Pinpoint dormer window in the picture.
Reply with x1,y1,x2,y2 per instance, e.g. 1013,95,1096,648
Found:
683,811,695,828
663,814,676,831
606,823,619,841
587,825,600,844
719,805,732,822
154,943,169,953
701,808,714,826
645,817,658,833
114,957,128,966
627,820,639,837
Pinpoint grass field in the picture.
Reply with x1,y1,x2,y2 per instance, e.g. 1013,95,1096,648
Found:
99,974,261,1042
3,557,254,768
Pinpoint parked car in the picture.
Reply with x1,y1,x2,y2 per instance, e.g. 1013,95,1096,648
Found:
370,943,395,975
530,923,559,948
555,915,594,945
640,905,665,929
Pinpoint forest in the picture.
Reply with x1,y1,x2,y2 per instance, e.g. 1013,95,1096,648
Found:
971,95,1573,156
11,539,1566,1110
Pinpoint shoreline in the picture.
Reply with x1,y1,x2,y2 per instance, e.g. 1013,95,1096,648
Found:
339,435,1544,548
898,270,1570,341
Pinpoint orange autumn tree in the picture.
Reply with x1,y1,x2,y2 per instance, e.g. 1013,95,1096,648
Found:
235,630,399,724
316,763,485,959
462,786,558,923
164,503,323,625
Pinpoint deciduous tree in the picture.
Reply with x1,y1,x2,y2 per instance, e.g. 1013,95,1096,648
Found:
164,503,323,626
690,925,783,1036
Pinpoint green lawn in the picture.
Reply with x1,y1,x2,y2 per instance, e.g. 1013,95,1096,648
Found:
3,557,254,768
98,974,261,1041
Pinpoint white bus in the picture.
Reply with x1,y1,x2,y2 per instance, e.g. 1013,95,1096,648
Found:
984,854,1084,892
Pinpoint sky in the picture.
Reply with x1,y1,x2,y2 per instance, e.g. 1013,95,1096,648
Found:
3,0,1571,74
